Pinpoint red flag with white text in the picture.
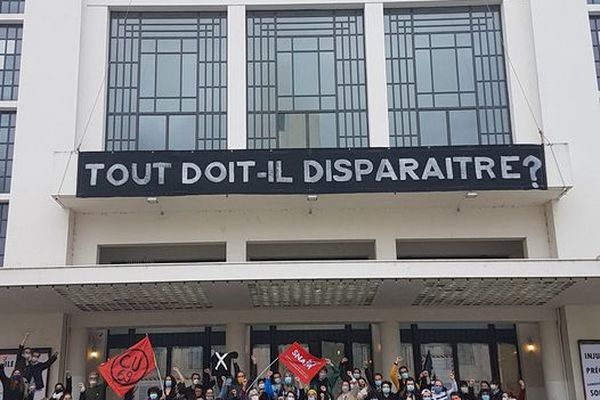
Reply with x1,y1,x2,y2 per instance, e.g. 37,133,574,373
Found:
279,342,327,384
98,336,157,397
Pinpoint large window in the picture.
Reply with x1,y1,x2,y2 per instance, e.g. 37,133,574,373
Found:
247,10,369,149
401,324,521,393
0,0,24,13
106,13,227,151
0,112,15,193
0,25,22,101
385,7,511,147
591,16,600,89
0,203,7,265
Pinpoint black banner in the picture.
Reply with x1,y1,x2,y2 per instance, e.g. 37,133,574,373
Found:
76,145,547,198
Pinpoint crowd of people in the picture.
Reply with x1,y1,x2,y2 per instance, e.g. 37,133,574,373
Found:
0,336,527,400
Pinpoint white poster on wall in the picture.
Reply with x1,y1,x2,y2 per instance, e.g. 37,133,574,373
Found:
0,349,51,400
579,341,600,399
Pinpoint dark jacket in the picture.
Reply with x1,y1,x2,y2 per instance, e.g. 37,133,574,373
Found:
0,364,26,400
79,384,107,400
24,353,58,390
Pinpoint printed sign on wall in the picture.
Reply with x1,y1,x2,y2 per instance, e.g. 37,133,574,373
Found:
0,349,50,400
77,145,547,198
579,341,600,399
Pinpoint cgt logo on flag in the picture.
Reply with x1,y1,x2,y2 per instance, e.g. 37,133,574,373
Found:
279,342,327,384
98,336,157,397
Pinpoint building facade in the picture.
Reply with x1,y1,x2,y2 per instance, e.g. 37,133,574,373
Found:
0,0,599,399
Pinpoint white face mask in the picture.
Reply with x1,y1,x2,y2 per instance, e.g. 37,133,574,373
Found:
192,379,200,385
341,386,350,393
251,396,259,400
287,396,295,400
460,387,468,394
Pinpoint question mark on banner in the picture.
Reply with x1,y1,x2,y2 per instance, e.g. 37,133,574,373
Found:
522,155,542,188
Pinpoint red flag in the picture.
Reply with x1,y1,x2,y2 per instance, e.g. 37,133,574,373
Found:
98,336,157,397
279,342,327,384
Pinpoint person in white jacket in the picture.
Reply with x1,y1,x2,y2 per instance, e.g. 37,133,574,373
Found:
430,374,457,400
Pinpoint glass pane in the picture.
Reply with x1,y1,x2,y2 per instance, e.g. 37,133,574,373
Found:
169,115,196,150
278,114,307,148
139,116,166,150
498,343,520,394
322,341,345,366
449,110,478,145
352,343,370,371
294,52,319,95
171,346,204,381
457,343,491,384
420,343,453,383
419,111,448,146
156,54,181,97
252,345,272,377
308,113,336,148
399,343,414,376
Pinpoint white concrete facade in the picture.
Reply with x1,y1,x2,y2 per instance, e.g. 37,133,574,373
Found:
0,0,599,400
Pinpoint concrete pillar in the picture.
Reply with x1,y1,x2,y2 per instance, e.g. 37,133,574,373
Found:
540,321,570,400
380,321,400,377
227,322,248,372
227,5,247,150
364,3,390,148
65,327,89,389
371,324,383,374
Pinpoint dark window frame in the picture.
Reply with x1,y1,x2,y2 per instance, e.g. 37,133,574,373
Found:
247,9,370,149
384,6,512,147
106,12,228,151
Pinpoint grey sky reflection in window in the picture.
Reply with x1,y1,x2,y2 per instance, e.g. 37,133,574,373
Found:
385,7,512,147
106,13,227,151
247,10,369,149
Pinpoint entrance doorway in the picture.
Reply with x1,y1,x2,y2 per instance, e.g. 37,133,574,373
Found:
399,324,522,394
250,324,373,373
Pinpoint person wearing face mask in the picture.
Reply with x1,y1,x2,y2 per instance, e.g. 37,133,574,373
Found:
147,387,163,400
0,357,26,400
205,388,215,400
457,381,474,400
430,374,457,400
390,356,414,394
362,362,382,395
477,390,491,400
487,381,502,400
24,350,58,391
52,373,73,400
401,378,419,400
231,356,258,397
172,367,194,399
311,360,339,394
78,372,107,400
337,373,359,400
477,382,490,398
376,381,399,400
162,375,178,400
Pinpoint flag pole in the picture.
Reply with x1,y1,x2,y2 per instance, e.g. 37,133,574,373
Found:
147,334,164,391
246,357,279,392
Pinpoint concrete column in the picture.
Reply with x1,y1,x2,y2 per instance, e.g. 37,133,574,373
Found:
540,321,570,400
227,5,247,150
227,322,248,372
364,3,390,148
65,327,89,389
371,324,383,373
380,321,400,376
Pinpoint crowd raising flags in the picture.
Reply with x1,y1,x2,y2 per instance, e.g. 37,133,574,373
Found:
0,334,528,400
